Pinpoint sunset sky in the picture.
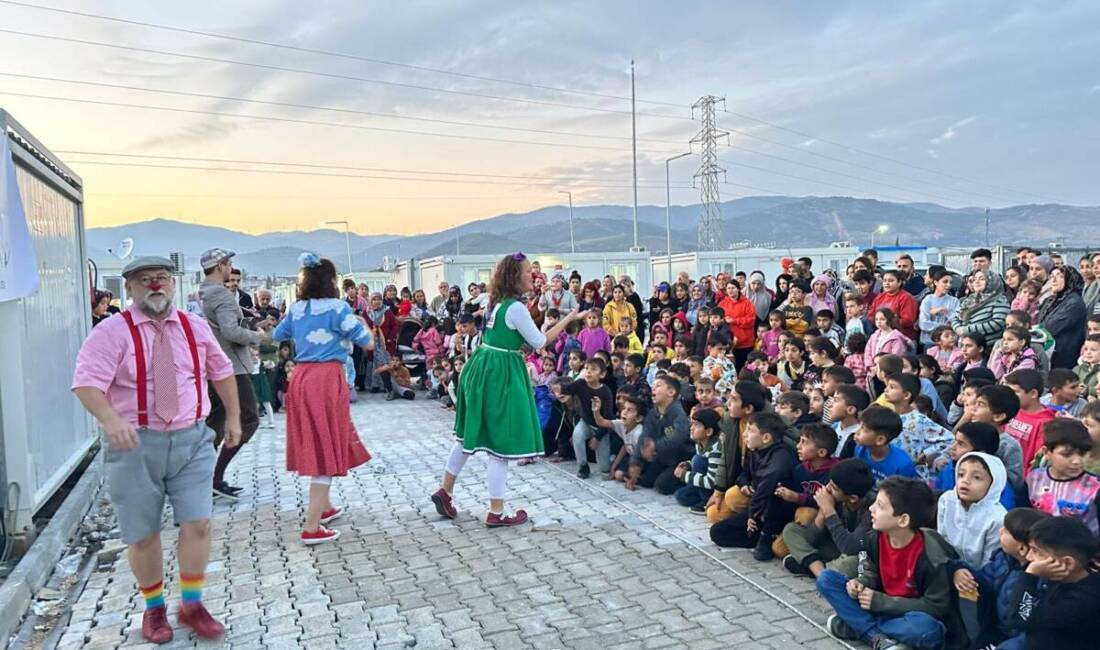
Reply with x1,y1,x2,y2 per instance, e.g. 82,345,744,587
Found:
1,0,1097,235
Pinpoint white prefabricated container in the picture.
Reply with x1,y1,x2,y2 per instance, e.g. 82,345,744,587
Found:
414,252,652,294
650,247,861,286
0,111,97,530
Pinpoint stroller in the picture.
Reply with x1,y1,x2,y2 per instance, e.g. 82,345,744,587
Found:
395,317,428,383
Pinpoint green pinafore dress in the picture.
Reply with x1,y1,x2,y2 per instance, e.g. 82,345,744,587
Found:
454,298,543,458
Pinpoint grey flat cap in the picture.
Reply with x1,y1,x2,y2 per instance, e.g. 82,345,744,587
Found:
121,256,176,279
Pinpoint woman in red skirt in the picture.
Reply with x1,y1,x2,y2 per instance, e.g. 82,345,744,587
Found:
274,253,374,545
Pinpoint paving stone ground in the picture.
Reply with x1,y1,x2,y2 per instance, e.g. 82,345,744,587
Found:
52,394,851,650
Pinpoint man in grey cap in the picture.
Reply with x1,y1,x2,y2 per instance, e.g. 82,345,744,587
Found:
72,256,239,642
199,248,267,500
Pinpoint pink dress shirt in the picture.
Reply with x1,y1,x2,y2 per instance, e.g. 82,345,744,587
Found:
72,306,234,431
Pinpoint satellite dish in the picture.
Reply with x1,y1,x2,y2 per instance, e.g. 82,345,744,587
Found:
114,238,134,260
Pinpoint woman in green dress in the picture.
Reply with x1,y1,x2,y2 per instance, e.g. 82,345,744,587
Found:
431,253,583,527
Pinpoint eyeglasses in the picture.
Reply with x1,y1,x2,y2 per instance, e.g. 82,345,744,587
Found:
134,274,173,286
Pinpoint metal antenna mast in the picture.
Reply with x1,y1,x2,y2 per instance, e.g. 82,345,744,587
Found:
690,95,729,251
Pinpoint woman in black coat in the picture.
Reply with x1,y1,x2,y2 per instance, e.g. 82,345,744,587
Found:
1037,265,1088,369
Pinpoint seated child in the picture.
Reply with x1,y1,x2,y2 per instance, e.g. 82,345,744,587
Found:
622,353,652,409
817,477,964,650
615,316,644,355
949,508,1049,650
781,458,875,578
803,336,838,388
852,406,918,484
1039,367,1086,417
1080,400,1100,475
702,335,736,395
937,452,1008,567
843,332,870,389
709,412,798,560
1073,333,1100,400
691,378,723,416
375,358,416,401
591,393,645,482
928,325,965,375
1004,516,1100,650
934,421,1016,509
776,391,819,448
989,326,1039,380
832,384,870,458
565,349,586,381
820,365,856,426
672,409,723,511
1025,418,1100,537
543,376,579,460
772,423,840,558
1003,369,1056,474
645,343,667,384
971,384,1026,492
777,338,808,391
809,308,845,349
553,358,615,479
708,380,768,523
883,373,953,480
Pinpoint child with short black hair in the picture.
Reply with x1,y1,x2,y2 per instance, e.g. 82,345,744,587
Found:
708,380,769,524
1040,367,1086,417
709,412,799,561
811,309,845,349
777,338,807,391
949,508,1050,650
1002,368,1056,473
831,384,870,458
882,373,953,480
852,406,918,483
553,358,615,479
1073,333,1100,400
781,458,875,578
692,377,723,417
1081,400,1100,475
771,424,841,559
622,352,651,409
1005,516,1100,650
645,343,667,385
672,409,723,512
971,384,1026,492
817,477,964,650
1025,418,1100,536
591,394,646,484
843,331,870,389
776,391,817,448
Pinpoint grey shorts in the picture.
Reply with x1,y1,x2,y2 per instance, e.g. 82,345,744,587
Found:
104,422,216,544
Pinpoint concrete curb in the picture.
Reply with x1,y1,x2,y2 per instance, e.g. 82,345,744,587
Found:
0,452,102,646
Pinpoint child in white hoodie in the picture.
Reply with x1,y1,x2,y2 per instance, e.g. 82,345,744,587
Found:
936,451,1007,566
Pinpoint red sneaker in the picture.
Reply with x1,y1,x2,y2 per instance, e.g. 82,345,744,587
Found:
176,602,224,640
300,526,340,545
319,506,343,525
486,509,529,528
141,607,173,644
430,488,457,519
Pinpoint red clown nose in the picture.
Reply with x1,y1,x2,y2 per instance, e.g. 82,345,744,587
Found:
148,281,163,291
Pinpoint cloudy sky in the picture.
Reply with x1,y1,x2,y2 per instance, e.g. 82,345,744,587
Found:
1,0,1096,234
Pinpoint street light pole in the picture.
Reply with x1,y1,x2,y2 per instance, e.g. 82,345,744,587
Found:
560,191,575,253
870,224,888,249
665,152,692,283
324,220,354,279
630,59,639,251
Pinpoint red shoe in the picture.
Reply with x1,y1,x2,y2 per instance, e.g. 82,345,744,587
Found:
486,509,529,527
141,607,173,644
176,602,224,640
320,506,343,525
301,526,340,545
430,488,457,519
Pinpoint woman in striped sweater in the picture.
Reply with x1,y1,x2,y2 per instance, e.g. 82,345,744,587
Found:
951,270,1010,347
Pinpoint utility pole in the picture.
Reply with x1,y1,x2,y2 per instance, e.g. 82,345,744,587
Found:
690,95,729,251
984,207,990,247
665,152,692,282
560,191,575,253
630,60,640,251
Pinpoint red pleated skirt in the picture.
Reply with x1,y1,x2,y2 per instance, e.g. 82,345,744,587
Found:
284,361,371,476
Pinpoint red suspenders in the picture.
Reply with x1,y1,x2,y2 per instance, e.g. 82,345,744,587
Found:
121,310,202,427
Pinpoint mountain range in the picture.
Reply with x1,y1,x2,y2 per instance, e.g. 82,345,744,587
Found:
86,196,1100,276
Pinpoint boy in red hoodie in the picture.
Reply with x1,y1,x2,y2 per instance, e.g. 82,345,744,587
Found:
1002,369,1055,474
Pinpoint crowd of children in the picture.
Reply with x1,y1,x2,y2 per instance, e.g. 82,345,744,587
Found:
419,250,1099,650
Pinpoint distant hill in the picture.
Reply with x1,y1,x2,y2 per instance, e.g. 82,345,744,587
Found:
87,197,1100,276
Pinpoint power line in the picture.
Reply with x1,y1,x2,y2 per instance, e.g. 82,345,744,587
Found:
0,0,686,109
0,27,696,122
0,72,688,145
720,108,1061,203
63,159,699,190
718,157,925,203
0,90,685,155
56,150,695,186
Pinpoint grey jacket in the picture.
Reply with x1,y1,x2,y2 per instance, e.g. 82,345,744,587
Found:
200,280,261,375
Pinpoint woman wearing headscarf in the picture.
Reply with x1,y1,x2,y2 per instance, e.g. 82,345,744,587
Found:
437,285,463,321
684,283,710,327
771,273,792,311
951,270,1011,347
364,292,400,391
1037,265,1087,369
807,274,838,317
745,271,773,325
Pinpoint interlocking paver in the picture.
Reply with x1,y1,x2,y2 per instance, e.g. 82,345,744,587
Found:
45,394,848,648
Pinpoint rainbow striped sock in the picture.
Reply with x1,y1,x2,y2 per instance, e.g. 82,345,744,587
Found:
140,580,165,610
179,573,203,605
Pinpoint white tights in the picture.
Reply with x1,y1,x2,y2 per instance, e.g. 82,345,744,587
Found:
444,441,509,501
